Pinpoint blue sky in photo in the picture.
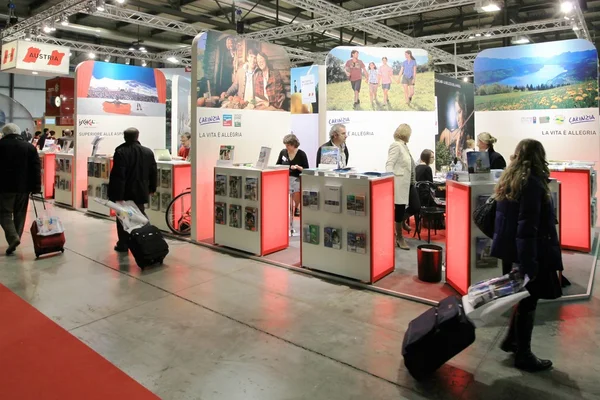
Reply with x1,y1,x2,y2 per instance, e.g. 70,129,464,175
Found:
291,66,319,90
328,46,429,66
477,39,596,60
92,62,157,87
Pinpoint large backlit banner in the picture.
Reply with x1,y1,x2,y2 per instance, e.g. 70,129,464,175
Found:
191,30,291,242
474,39,599,162
435,74,475,169
74,61,167,207
159,68,191,153
290,65,323,168
325,46,436,171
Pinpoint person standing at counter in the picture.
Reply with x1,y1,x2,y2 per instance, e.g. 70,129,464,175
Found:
477,132,506,170
276,134,309,217
386,123,414,250
491,138,562,372
415,149,434,183
178,132,192,160
316,124,349,168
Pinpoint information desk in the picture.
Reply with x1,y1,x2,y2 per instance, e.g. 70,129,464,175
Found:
213,166,288,256
300,173,394,283
39,152,56,199
550,168,593,252
446,179,561,295
54,153,74,207
147,161,191,232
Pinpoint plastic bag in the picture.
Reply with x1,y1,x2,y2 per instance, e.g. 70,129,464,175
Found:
35,215,65,236
467,272,526,309
94,198,148,233
463,291,530,328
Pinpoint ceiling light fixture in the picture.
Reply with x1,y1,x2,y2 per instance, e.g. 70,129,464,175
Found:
511,37,530,45
88,52,96,59
468,34,475,39
167,56,178,64
572,23,580,31
125,58,131,65
481,2,501,12
42,21,52,33
141,60,147,67
463,77,469,82
104,55,111,62
560,1,573,13
96,0,105,12
61,15,69,26
484,32,492,37
475,33,482,37
24,31,32,41
32,71,38,75
116,0,126,3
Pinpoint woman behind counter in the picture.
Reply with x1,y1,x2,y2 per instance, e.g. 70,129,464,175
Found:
276,134,309,217
385,123,414,250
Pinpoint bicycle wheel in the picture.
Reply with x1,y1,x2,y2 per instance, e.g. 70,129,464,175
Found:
165,191,192,236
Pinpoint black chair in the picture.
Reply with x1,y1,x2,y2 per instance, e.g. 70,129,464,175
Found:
413,181,445,243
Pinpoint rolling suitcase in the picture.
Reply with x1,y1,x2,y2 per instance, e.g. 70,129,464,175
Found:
402,296,475,380
128,224,169,269
30,199,66,259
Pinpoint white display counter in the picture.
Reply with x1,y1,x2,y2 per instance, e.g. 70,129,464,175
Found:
147,160,191,232
86,156,112,217
54,153,74,207
213,165,289,256
300,172,395,283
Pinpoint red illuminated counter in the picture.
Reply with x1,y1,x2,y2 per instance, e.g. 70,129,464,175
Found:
446,179,561,295
39,152,56,199
147,161,191,232
213,165,289,256
550,168,593,252
300,173,394,283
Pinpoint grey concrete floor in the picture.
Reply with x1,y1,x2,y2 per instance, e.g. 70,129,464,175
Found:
1,202,599,400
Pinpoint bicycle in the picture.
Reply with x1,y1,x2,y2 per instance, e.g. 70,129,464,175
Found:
165,187,192,236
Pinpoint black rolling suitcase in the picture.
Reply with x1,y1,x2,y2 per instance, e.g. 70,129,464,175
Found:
402,296,475,380
128,225,169,269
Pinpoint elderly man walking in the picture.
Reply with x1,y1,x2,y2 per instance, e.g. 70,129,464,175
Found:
0,123,41,254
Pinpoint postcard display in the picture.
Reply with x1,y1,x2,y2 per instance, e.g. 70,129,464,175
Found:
445,179,561,295
86,156,113,216
54,154,74,206
39,152,56,199
213,166,289,256
549,162,596,252
300,172,395,283
147,161,192,232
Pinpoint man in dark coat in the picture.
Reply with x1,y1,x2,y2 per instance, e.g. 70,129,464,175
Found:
108,127,157,252
0,123,41,254
36,128,50,150
316,123,349,168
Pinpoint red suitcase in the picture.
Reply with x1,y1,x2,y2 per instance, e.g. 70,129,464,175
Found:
30,199,66,259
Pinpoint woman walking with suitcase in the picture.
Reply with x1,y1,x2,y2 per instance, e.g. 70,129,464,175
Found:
490,139,563,372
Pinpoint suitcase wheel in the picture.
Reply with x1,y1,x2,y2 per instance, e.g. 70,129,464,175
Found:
60,249,65,253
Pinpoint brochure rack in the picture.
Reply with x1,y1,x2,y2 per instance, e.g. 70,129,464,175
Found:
54,153,74,207
147,161,191,232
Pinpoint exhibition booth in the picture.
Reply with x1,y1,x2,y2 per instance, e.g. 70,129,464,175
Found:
31,33,598,304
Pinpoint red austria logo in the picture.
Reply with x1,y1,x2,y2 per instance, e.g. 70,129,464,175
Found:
22,47,66,66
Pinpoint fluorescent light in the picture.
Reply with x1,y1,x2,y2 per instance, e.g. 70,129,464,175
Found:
167,56,178,63
475,33,482,37
129,46,135,51
512,37,530,44
484,32,492,37
481,3,501,12
560,1,573,13
116,0,125,3
32,71,38,75
88,52,96,59
468,35,475,39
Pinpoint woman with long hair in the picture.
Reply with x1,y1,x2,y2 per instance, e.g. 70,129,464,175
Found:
490,139,562,372
398,50,417,105
367,62,379,109
255,51,285,109
440,92,471,159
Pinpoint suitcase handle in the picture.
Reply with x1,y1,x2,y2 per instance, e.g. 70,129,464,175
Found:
31,196,47,219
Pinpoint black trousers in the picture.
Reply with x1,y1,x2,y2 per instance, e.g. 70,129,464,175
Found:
116,203,146,247
0,193,29,245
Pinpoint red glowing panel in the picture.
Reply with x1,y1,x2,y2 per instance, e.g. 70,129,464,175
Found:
370,177,395,283
260,169,289,256
550,170,591,252
445,182,471,295
42,154,55,199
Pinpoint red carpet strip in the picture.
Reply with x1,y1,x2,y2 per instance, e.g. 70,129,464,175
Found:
0,284,159,400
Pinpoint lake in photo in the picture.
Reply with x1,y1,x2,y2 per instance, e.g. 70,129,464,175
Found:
498,64,567,86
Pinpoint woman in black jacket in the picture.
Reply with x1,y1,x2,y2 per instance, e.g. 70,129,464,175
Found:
477,132,506,170
490,139,562,372
276,133,309,216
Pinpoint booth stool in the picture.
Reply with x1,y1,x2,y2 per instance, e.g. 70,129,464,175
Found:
417,244,443,283
417,207,445,243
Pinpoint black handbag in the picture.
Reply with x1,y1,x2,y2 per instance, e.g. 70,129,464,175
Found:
473,196,496,238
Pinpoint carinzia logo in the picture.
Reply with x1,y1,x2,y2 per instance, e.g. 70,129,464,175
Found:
199,116,221,126
569,115,597,125
78,119,97,128
328,117,350,125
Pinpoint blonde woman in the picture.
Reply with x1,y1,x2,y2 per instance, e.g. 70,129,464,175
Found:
477,132,506,170
386,123,414,250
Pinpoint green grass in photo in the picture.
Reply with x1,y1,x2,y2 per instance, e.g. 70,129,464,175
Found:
327,71,435,112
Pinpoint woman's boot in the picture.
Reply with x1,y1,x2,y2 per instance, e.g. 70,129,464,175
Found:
500,307,517,353
514,310,553,372
395,222,410,250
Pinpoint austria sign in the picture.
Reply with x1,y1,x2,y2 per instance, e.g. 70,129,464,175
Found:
1,40,69,76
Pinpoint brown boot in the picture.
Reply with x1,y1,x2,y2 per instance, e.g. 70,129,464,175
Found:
395,223,410,250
